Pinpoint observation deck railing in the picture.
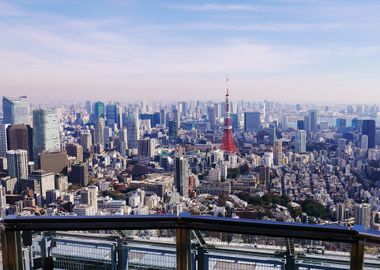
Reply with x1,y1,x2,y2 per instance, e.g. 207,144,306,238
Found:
1,213,380,270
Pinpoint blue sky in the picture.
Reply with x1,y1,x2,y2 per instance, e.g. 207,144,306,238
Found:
1,0,380,103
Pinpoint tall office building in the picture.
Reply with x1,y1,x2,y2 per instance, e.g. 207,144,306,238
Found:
32,109,61,163
207,106,217,130
85,100,92,114
160,109,167,126
354,203,372,229
70,163,89,187
0,120,7,157
40,151,69,174
126,112,139,149
244,112,261,132
269,123,277,145
174,156,189,197
273,140,283,166
93,101,105,119
336,203,348,222
105,103,122,128
118,127,128,156
362,120,376,149
168,120,178,142
336,118,347,131
94,118,105,146
295,130,307,153
80,186,98,210
138,138,157,163
337,138,347,157
308,110,318,132
172,108,180,128
66,143,84,163
6,124,33,160
80,131,92,153
2,96,29,125
230,113,239,131
297,120,305,130
6,149,28,180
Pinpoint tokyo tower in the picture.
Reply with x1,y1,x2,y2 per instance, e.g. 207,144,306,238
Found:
220,80,238,153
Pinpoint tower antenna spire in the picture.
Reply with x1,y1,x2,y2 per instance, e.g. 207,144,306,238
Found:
220,77,237,153
226,76,229,96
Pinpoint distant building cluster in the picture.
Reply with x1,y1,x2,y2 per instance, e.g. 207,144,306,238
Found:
1,94,380,232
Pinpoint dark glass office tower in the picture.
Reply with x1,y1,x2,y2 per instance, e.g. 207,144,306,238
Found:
362,119,376,148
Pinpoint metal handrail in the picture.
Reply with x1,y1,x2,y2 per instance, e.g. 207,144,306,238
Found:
2,213,380,270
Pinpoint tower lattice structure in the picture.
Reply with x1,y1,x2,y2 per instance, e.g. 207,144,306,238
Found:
220,85,237,153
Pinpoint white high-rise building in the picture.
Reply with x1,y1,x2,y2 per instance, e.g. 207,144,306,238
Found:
354,203,372,229
80,131,92,152
2,96,29,125
6,149,29,180
0,120,7,157
295,130,306,153
94,118,105,146
81,186,98,211
33,109,61,163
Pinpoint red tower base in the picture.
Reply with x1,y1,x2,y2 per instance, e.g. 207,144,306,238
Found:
220,129,237,153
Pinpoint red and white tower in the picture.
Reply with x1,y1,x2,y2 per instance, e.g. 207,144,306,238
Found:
220,81,238,153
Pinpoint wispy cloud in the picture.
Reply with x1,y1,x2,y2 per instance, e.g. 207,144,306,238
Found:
0,1,24,16
164,3,268,12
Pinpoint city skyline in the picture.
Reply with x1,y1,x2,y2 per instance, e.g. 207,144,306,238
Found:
1,0,380,103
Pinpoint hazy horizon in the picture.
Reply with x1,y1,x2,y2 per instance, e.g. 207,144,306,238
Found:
1,0,380,103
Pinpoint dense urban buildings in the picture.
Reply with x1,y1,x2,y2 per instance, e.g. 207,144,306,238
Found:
1,91,380,268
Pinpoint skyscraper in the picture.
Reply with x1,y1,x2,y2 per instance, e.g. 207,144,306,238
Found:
6,149,29,180
269,123,277,145
93,101,105,119
174,156,189,197
70,163,89,187
6,124,33,160
80,131,92,153
168,120,178,142
362,119,376,149
354,203,371,229
85,100,92,114
273,140,283,166
33,109,61,163
0,120,7,157
138,138,157,163
207,106,217,130
2,96,29,125
94,118,105,146
106,103,122,128
307,110,318,132
66,143,84,163
126,112,139,149
244,112,261,132
295,130,306,153
336,118,347,131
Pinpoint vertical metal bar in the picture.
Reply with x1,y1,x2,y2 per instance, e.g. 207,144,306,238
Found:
117,239,128,270
197,247,208,270
176,229,191,270
1,229,23,270
350,241,364,270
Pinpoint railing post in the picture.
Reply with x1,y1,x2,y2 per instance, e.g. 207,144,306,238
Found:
197,246,209,270
176,228,191,270
1,228,23,270
350,241,364,270
117,239,128,270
